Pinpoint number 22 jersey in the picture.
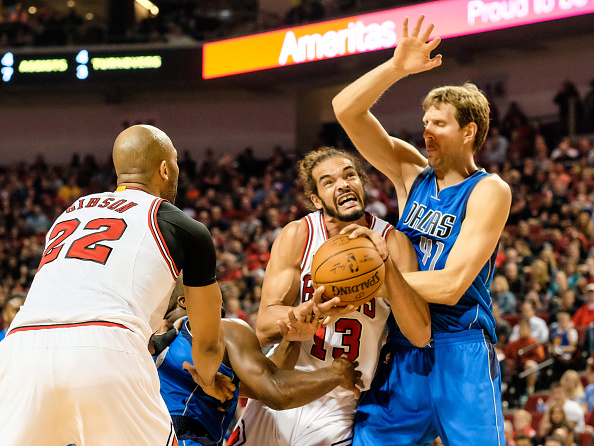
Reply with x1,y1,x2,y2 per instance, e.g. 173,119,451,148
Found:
10,187,217,343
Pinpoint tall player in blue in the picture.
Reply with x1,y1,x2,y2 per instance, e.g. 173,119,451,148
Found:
333,15,511,446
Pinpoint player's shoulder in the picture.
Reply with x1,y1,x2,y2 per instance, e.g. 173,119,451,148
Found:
221,318,258,347
276,218,309,245
472,172,512,202
222,318,253,332
158,201,210,235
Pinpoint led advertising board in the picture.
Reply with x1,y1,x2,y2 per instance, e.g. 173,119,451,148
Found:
202,0,594,79
0,47,195,85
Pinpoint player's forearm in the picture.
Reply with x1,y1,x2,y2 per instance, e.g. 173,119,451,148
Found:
268,337,301,370
256,368,342,411
333,60,406,120
256,305,295,346
402,268,469,306
384,259,431,347
191,335,225,386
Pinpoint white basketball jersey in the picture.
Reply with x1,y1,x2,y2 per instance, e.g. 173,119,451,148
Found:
10,188,178,342
296,211,392,393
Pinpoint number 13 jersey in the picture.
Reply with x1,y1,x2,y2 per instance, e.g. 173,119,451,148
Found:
297,211,392,395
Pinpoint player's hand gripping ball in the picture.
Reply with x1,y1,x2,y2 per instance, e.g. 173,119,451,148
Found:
311,234,385,307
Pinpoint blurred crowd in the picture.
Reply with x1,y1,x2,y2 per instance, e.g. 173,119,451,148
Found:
0,0,400,48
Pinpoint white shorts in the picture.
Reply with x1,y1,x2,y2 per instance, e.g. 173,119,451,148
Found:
0,323,177,446
230,392,356,446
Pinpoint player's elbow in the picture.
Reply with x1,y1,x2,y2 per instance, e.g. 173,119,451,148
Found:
255,326,277,348
440,277,467,306
408,325,431,348
332,95,358,123
253,381,292,410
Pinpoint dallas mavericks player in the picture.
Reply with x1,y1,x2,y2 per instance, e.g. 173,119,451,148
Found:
334,15,511,446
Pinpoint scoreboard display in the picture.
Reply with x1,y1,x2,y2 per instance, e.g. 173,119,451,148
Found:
0,46,201,85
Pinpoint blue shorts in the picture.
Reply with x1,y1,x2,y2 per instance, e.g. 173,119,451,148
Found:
353,329,505,446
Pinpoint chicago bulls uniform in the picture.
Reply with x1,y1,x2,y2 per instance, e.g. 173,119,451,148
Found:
229,211,392,446
0,187,217,446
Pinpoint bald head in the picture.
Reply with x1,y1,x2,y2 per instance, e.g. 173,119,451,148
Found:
113,125,179,202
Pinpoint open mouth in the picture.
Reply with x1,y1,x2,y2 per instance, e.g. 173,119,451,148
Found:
337,194,359,208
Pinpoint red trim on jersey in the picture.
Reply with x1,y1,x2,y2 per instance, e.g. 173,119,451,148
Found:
319,212,328,241
8,320,131,336
148,198,179,280
299,214,313,271
383,225,394,239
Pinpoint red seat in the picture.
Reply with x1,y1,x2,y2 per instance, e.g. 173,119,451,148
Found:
523,393,548,412
502,314,520,327
530,411,544,431
579,432,593,446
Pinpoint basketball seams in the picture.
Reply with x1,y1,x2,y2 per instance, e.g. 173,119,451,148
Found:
313,247,384,281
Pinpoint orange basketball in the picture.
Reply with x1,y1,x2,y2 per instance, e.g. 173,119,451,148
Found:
311,234,385,307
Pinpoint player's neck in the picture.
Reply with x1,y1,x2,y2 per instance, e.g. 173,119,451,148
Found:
116,182,158,197
434,159,479,189
324,213,369,237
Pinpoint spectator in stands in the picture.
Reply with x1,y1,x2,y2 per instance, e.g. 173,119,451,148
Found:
493,302,512,381
551,137,580,168
510,300,550,344
547,381,586,433
572,283,594,329
0,292,26,341
492,274,518,315
560,370,586,407
514,432,533,446
23,203,51,235
513,409,538,441
506,319,546,397
224,297,249,324
550,290,583,324
551,312,578,352
552,424,577,446
544,434,567,446
57,175,82,204
554,81,584,136
539,403,572,440
583,362,594,413
505,260,527,298
481,127,509,166
550,312,580,379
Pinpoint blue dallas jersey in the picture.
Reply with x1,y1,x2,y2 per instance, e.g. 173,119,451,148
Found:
390,167,498,344
155,318,240,446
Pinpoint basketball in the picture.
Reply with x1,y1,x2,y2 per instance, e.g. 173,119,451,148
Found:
311,234,385,307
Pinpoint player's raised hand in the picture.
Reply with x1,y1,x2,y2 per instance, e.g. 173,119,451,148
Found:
183,363,236,406
340,224,388,262
277,299,326,341
331,357,363,398
393,15,442,75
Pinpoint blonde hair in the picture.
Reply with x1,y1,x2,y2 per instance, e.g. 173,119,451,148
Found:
560,370,585,400
423,83,490,152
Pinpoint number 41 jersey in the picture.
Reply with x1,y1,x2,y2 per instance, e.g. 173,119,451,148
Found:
297,211,392,395
11,188,181,343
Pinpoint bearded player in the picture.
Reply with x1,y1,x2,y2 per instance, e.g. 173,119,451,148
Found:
229,147,430,446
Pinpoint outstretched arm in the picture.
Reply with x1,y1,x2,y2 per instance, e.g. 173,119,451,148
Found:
333,15,441,204
225,319,363,410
